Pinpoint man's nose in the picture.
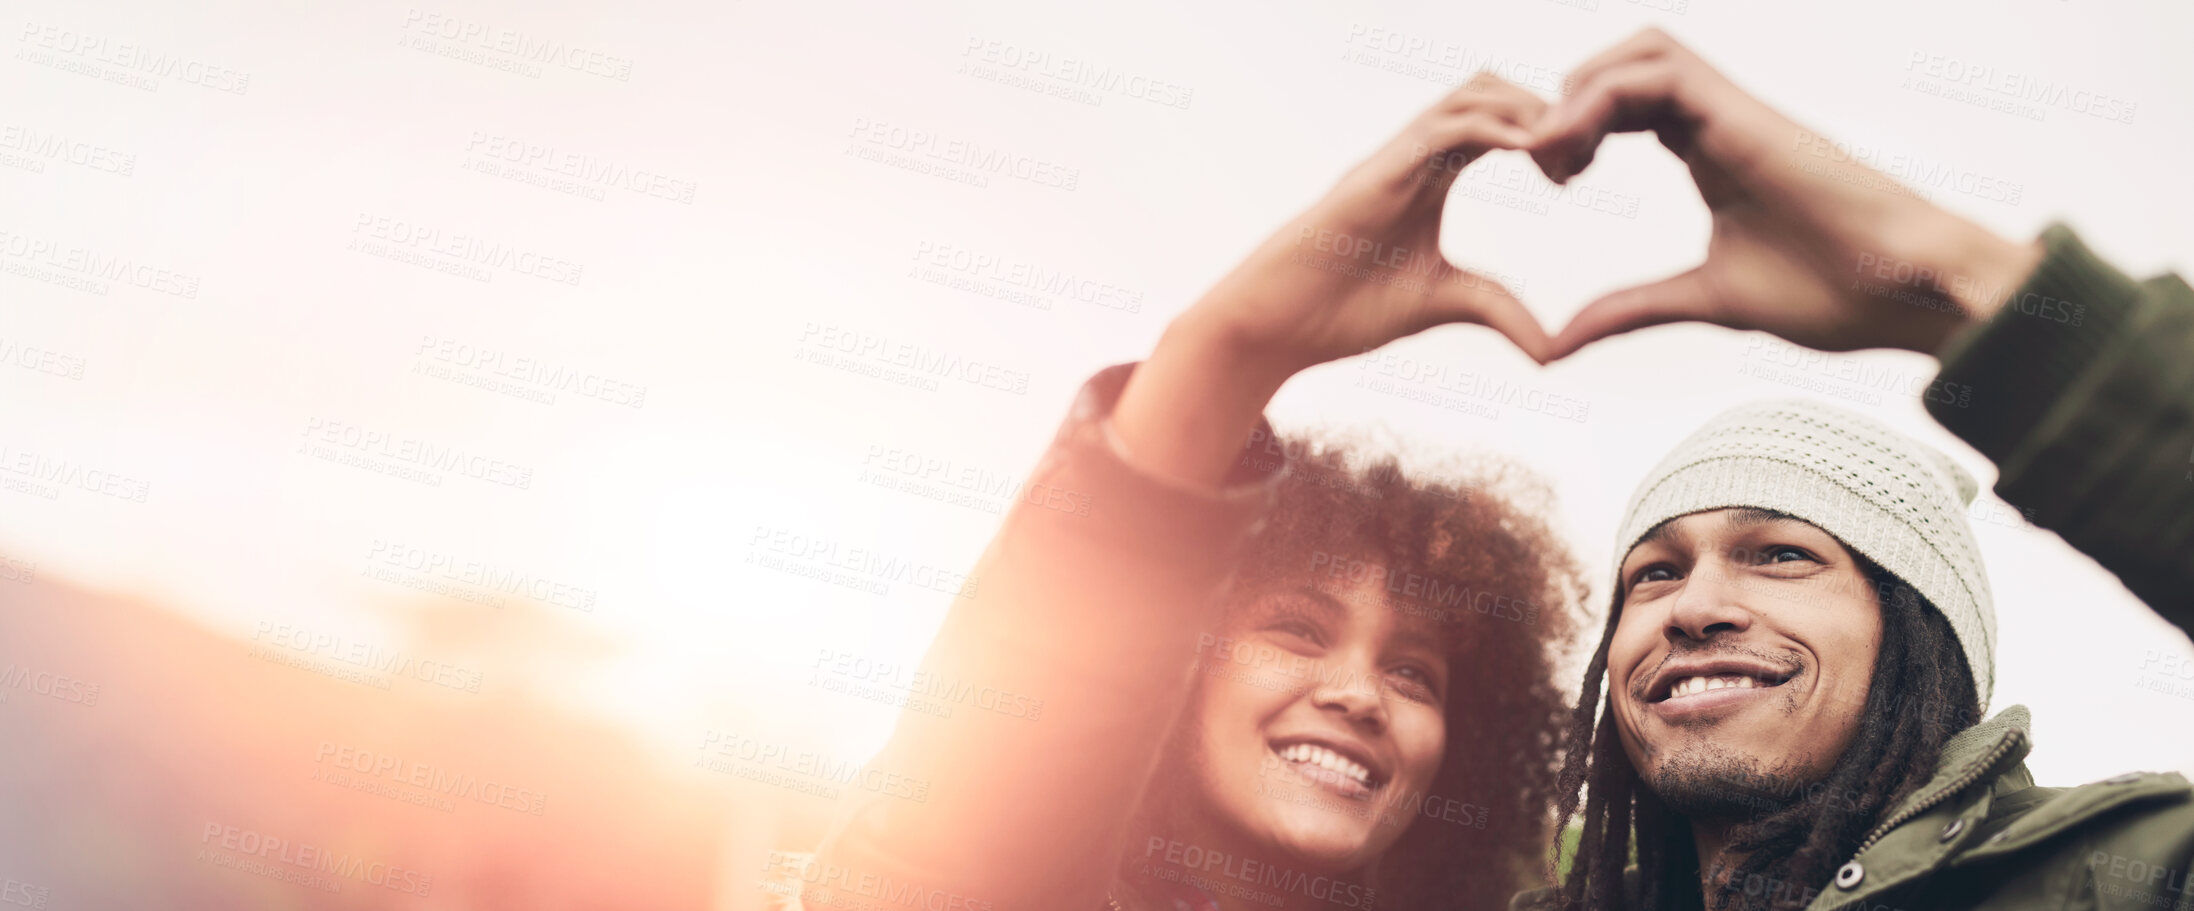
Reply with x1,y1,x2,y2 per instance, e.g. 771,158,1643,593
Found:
1665,561,1754,642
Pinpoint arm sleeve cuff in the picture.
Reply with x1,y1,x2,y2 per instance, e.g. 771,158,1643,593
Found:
1034,361,1289,564
1927,223,2194,612
1927,223,2148,465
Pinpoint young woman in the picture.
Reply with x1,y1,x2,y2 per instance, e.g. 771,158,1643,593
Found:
779,73,1579,911
1110,440,1582,911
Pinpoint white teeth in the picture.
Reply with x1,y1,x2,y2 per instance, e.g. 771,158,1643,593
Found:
1670,674,1764,699
1276,743,1371,785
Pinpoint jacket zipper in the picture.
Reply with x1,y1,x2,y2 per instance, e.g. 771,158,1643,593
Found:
1850,725,2027,857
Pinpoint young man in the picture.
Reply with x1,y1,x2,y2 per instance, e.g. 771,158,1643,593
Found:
1513,29,2194,911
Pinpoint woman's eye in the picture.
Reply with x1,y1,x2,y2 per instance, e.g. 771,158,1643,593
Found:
1387,666,1441,703
1264,619,1326,649
1631,564,1678,586
1758,546,1816,564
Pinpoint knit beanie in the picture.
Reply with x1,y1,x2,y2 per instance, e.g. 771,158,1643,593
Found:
1614,399,1996,709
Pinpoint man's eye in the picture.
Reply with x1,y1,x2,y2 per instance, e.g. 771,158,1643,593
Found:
1758,546,1816,564
1632,565,1678,586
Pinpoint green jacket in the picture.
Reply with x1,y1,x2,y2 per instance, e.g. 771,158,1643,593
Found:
1792,705,2193,911
1514,705,2194,911
1518,226,2194,911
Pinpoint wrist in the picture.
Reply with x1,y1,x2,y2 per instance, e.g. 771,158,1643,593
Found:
1926,220,2046,347
1941,223,2045,323
1110,309,1299,490
1858,215,2045,354
1165,301,1311,393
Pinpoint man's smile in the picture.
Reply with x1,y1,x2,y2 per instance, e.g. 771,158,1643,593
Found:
1638,654,1802,724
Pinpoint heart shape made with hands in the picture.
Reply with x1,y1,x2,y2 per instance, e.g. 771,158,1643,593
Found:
1437,139,1713,359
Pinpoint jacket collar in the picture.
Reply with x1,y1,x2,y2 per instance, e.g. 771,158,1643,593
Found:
1858,704,2032,848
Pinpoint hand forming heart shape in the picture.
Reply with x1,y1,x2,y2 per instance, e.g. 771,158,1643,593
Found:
1214,28,2035,376
1514,29,2036,361
1108,29,2040,487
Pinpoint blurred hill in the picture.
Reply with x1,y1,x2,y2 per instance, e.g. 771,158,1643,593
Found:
0,573,826,910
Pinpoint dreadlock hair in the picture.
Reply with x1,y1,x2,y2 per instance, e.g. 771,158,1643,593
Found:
1124,435,1588,911
1547,538,1981,911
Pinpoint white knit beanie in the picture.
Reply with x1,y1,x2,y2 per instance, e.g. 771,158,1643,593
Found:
1614,399,1996,709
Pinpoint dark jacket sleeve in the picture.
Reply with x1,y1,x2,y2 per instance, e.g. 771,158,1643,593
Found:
803,363,1287,911
1927,223,2194,622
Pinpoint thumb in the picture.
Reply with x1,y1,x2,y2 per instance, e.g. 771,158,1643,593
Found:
1420,270,1553,365
1548,268,1718,360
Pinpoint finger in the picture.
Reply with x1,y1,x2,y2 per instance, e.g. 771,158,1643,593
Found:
1528,58,1685,184
1546,268,1717,360
1417,271,1553,365
1558,27,1682,104
1439,72,1549,128
1408,112,1535,194
1423,112,1536,155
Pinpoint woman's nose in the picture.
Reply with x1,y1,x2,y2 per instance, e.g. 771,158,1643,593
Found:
1310,662,1388,730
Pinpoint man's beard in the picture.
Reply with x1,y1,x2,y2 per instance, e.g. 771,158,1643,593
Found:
1645,742,1818,821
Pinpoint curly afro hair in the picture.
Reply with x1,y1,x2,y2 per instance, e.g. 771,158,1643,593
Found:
1128,433,1589,911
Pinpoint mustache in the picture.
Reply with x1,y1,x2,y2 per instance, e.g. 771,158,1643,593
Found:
1629,642,1807,702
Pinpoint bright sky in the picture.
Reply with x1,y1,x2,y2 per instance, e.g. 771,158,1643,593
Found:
2,0,2188,793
